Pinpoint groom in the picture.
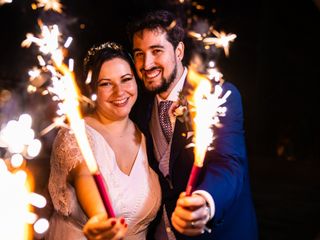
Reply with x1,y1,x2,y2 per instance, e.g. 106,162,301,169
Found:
128,10,258,240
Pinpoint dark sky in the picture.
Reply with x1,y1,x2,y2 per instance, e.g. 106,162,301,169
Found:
0,0,319,157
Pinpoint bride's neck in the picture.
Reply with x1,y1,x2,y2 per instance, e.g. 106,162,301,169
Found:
88,112,132,136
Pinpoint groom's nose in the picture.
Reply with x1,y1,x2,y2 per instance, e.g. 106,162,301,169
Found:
143,52,155,70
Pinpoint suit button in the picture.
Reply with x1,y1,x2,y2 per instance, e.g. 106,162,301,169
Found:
166,227,172,233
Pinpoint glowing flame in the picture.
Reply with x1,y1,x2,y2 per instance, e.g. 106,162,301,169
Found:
22,23,63,66
203,30,237,56
34,0,63,13
55,63,98,173
187,27,237,57
0,163,35,239
22,16,98,173
187,68,231,167
0,112,48,238
0,0,12,6
0,114,42,159
21,3,109,218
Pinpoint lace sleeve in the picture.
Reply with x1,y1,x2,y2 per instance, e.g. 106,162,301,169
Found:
48,127,87,216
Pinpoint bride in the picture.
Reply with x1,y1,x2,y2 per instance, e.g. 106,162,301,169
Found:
46,42,161,240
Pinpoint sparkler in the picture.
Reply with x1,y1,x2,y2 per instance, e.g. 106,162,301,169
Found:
0,0,12,6
183,7,235,196
22,20,115,217
188,29,236,57
0,163,49,239
0,114,49,239
0,114,42,162
55,62,115,218
203,30,237,57
187,15,236,58
32,0,63,13
185,68,231,196
0,165,33,240
1,2,115,238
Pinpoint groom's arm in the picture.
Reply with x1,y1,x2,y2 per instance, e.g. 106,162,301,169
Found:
198,82,247,225
171,82,247,234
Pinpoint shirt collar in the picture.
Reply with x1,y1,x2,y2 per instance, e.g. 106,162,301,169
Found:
156,67,188,103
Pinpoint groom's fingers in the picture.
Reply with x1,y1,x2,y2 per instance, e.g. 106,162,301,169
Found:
171,211,205,236
173,202,207,222
177,192,206,210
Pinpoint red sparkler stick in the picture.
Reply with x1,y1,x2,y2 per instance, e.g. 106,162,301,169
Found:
93,172,116,217
185,165,202,196
58,63,116,218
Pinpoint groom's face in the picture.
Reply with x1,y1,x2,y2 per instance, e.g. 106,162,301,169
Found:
132,28,179,94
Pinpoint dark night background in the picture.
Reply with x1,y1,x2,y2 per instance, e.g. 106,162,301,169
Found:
1,0,320,239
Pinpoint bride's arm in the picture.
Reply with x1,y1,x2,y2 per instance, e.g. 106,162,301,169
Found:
51,127,106,218
69,161,105,217
66,135,127,240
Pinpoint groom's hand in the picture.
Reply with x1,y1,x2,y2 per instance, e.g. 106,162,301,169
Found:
171,192,210,236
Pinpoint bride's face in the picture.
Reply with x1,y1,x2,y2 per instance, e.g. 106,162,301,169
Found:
95,57,137,121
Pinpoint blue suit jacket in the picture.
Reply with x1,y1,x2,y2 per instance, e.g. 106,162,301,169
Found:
131,81,258,240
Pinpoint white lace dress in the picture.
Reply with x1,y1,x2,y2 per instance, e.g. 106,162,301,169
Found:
46,125,161,240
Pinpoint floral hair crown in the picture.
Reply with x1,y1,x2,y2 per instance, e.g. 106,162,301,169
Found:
83,41,123,71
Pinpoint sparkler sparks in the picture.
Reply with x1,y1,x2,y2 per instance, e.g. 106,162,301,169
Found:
35,0,63,13
21,17,101,180
21,10,92,160
22,19,98,167
4,9,73,232
21,23,63,65
3,0,239,237
21,8,116,217
186,68,231,166
22,21,91,127
188,29,237,57
0,162,49,239
0,0,12,6
0,114,48,239
0,165,32,240
0,114,42,160
203,30,237,56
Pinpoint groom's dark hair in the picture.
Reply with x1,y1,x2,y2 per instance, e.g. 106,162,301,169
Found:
127,9,185,50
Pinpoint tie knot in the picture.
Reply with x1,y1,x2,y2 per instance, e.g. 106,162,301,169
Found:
159,100,173,113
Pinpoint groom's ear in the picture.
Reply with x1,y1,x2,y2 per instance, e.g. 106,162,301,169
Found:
175,41,185,61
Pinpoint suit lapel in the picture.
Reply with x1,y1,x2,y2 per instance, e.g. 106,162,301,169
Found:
169,118,192,177
141,78,195,179
168,78,194,177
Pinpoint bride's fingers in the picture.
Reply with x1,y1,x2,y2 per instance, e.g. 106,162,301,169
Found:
94,219,128,240
83,215,127,239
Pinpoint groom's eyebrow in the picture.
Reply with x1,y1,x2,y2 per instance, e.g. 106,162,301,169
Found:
132,45,164,53
150,45,164,49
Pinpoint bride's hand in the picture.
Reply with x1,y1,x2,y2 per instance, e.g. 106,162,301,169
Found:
83,213,127,240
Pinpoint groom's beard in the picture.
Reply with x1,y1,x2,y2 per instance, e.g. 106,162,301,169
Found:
144,64,177,94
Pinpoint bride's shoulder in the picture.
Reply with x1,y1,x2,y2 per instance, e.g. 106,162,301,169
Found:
53,127,75,146
52,127,81,160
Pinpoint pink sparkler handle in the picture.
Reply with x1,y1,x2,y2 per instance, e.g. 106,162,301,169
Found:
185,165,202,196
93,172,116,217
185,165,212,234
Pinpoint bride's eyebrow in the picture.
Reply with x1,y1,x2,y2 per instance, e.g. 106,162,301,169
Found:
121,73,133,78
97,78,111,83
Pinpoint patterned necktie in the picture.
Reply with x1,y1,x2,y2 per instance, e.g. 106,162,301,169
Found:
158,100,173,143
